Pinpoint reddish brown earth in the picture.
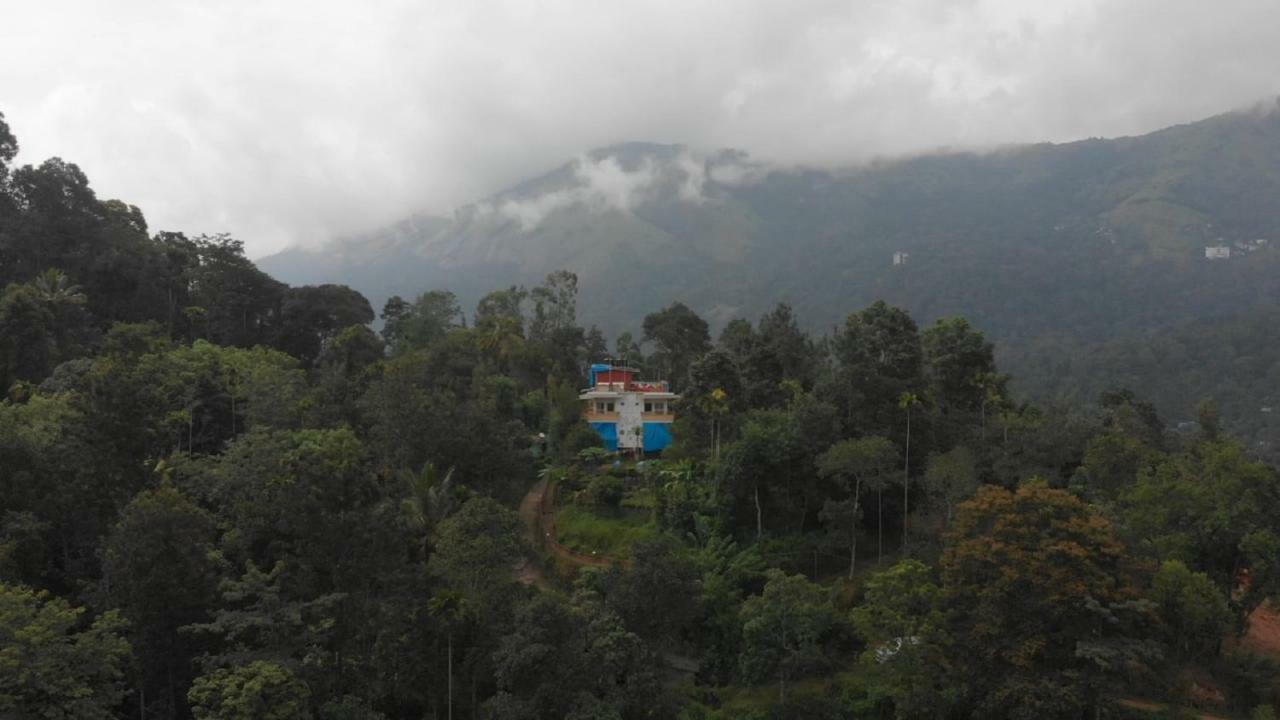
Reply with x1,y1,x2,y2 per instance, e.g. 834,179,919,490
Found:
1116,698,1230,719
514,478,550,588
515,477,622,589
1241,603,1280,660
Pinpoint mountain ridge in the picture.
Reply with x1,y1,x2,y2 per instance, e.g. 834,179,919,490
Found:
263,101,1280,325
259,102,1280,444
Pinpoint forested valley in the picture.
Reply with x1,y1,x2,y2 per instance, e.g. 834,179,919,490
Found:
5,110,1280,720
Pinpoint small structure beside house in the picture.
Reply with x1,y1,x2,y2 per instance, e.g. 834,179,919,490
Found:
1205,246,1230,260
580,364,679,453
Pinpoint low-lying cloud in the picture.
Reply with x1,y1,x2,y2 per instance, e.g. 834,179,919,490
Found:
490,154,664,230
486,149,760,230
3,0,1278,256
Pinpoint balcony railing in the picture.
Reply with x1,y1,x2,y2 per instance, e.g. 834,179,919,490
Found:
590,380,671,393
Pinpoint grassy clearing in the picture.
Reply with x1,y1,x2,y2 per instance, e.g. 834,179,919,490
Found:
685,670,866,719
555,505,656,559
621,486,657,510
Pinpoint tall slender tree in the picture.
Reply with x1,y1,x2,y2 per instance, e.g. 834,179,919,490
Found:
817,436,896,577
898,391,920,553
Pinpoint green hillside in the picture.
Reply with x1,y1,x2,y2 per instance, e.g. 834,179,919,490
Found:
9,105,1280,719
261,100,1280,449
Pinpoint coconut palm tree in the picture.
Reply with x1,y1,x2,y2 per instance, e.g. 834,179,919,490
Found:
476,316,524,369
32,268,85,306
31,268,87,356
401,462,458,557
428,590,473,720
898,391,920,553
699,387,730,463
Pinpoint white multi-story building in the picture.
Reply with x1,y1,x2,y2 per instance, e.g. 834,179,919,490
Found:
580,364,679,452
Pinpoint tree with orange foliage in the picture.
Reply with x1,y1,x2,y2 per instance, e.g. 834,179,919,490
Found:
940,483,1155,719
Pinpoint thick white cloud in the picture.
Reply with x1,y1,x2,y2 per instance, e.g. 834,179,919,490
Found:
3,0,1277,256
492,151,705,229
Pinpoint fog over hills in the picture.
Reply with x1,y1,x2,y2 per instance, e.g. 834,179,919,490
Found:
262,101,1280,329
261,101,1280,446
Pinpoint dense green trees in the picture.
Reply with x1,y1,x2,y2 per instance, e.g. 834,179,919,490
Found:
1122,440,1280,622
739,569,835,702
642,301,710,392
596,537,702,647
923,445,979,525
488,592,668,720
188,662,311,720
849,560,950,716
274,284,374,366
380,290,464,354
0,583,130,718
921,317,1000,417
1151,560,1233,661
0,111,15,182
104,485,220,718
817,437,895,576
722,409,809,538
4,110,1280,719
832,300,923,437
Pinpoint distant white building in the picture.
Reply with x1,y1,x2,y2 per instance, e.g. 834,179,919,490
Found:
1205,246,1230,259
893,251,910,266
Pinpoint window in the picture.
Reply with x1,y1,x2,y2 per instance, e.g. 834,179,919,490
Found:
596,401,615,413
644,402,653,412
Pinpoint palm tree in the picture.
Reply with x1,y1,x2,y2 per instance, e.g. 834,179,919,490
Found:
32,268,85,306
401,462,458,557
31,268,86,355
898,391,920,554
477,316,524,369
699,388,730,463
428,590,472,720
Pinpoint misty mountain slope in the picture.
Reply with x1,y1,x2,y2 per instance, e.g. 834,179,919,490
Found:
260,101,1280,354
263,102,1280,337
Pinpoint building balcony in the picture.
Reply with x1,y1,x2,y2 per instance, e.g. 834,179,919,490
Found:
586,380,672,393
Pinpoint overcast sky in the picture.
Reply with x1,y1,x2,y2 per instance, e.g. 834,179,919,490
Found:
3,1,1278,257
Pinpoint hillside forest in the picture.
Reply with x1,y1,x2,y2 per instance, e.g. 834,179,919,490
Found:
5,111,1280,720
263,103,1280,461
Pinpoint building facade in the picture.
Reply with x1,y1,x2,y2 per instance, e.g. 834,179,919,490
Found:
580,364,678,453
